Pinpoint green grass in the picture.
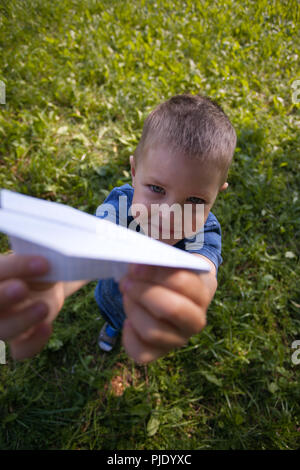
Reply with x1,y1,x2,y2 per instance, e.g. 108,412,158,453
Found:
0,0,300,450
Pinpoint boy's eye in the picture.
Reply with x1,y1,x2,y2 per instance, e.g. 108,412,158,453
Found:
188,197,206,204
149,184,165,194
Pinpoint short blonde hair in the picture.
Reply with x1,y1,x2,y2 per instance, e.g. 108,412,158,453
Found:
134,93,237,182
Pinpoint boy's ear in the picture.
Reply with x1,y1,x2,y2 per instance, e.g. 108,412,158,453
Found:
219,182,228,192
130,155,136,187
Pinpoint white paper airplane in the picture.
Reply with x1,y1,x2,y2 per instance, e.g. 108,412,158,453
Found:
0,189,210,282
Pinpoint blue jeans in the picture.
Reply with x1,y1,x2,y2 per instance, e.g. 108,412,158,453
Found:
94,279,125,331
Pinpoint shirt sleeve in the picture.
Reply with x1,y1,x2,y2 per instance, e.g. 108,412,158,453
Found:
95,187,129,227
184,212,223,275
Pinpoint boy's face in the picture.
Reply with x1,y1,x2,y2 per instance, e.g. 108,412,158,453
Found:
130,143,228,246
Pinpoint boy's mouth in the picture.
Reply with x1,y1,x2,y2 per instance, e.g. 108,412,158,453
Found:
147,221,179,238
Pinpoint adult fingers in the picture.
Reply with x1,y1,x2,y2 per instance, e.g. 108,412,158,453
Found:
9,322,52,360
0,301,48,341
26,281,56,291
0,279,29,310
0,254,50,282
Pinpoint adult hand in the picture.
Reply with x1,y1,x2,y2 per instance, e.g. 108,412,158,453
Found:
0,253,64,360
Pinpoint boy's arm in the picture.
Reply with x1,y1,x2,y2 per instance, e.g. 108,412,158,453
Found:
192,254,218,301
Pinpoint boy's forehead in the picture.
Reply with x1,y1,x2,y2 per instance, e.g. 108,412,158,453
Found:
142,143,187,168
142,144,211,176
139,144,222,194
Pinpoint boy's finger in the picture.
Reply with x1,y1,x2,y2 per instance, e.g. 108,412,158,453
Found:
123,293,186,349
0,254,50,282
126,264,210,309
128,263,177,279
122,319,167,365
121,280,206,337
9,322,52,361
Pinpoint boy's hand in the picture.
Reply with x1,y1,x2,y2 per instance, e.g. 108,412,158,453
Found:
119,259,217,364
0,254,64,360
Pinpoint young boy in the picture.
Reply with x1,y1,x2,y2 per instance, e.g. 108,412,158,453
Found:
0,93,236,364
95,93,236,353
